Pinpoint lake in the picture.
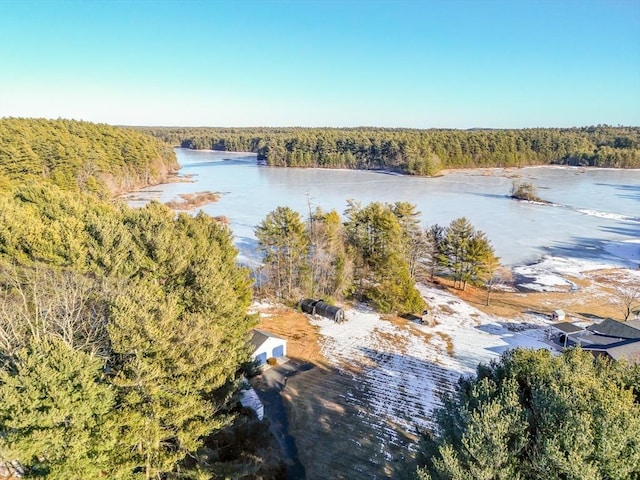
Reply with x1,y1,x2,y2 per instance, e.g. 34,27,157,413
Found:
127,149,640,268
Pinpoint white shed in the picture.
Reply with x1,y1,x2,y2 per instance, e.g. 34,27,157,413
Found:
551,309,566,321
250,329,287,365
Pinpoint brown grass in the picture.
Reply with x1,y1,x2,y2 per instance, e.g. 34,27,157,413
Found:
165,191,220,210
432,268,630,322
254,304,325,364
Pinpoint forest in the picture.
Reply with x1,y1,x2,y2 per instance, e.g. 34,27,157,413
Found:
0,119,264,479
138,125,640,174
0,118,178,197
1,118,639,479
254,203,498,314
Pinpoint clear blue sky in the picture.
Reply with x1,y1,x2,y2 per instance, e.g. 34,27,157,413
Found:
1,0,638,128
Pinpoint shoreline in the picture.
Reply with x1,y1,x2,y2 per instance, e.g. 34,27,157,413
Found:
127,151,640,278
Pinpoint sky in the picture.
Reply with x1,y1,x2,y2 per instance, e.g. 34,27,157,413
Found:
0,0,639,128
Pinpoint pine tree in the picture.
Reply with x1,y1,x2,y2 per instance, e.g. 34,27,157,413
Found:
107,211,254,479
345,201,425,313
416,348,640,480
255,206,309,301
0,338,117,479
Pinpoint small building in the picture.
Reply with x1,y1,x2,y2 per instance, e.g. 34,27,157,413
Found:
300,299,345,322
551,309,566,321
550,321,585,347
250,329,287,366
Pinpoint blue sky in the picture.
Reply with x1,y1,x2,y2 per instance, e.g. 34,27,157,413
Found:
0,0,638,128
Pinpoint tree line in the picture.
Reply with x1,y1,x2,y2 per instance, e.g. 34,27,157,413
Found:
138,125,640,174
0,118,178,196
0,120,264,478
254,202,499,314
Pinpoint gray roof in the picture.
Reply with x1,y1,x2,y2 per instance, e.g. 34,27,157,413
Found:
315,301,343,315
249,329,286,350
626,318,640,330
587,319,640,340
551,322,585,334
583,339,640,364
572,331,626,347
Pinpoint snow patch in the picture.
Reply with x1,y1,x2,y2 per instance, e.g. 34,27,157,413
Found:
576,208,640,222
309,284,556,446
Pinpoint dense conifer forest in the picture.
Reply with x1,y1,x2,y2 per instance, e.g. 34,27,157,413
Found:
0,119,268,479
0,118,178,196
139,126,640,174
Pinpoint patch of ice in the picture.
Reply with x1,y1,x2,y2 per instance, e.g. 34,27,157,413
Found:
513,255,624,291
603,239,640,264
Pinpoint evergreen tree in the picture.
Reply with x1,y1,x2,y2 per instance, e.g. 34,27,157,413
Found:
345,201,424,313
416,348,640,480
255,206,309,301
439,217,475,289
426,224,446,281
0,338,117,479
438,218,497,290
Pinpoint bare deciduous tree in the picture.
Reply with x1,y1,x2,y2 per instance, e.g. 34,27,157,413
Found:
0,262,112,358
612,285,640,321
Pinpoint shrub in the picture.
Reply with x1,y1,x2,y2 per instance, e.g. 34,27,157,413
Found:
510,181,542,202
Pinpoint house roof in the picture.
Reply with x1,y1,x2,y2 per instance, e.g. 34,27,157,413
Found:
573,332,623,347
587,319,640,340
626,318,640,330
583,339,640,364
249,329,286,350
551,322,584,334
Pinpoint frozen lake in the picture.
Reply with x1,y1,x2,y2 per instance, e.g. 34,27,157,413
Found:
127,149,640,268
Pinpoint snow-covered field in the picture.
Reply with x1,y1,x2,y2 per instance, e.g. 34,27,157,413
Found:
308,283,557,445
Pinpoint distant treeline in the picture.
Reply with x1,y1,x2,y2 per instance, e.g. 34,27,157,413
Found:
0,118,178,196
138,126,640,174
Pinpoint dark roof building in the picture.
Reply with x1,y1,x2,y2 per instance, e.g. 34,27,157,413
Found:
550,322,585,334
300,299,345,322
583,339,640,364
550,319,640,364
586,319,640,340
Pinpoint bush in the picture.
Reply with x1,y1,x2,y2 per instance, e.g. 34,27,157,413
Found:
266,357,278,366
510,181,542,202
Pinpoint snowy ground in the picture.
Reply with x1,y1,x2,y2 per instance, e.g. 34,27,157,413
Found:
513,245,640,292
308,283,557,445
